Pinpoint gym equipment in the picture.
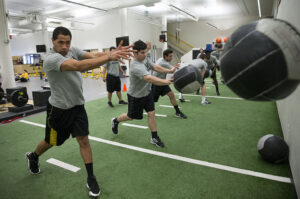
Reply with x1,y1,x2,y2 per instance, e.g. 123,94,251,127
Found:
11,90,28,107
174,65,202,93
32,90,51,106
0,90,28,107
257,134,289,164
221,18,300,101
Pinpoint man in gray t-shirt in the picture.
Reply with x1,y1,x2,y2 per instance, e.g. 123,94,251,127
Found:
189,54,212,105
25,26,133,198
111,40,177,148
102,46,127,107
152,49,187,119
205,50,221,96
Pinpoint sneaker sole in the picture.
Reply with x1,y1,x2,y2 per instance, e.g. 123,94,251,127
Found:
111,118,118,134
86,183,101,197
174,115,187,119
150,140,164,148
25,152,40,174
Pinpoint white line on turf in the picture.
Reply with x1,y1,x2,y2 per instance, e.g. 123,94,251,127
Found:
122,123,148,129
143,113,167,117
19,120,46,127
19,120,292,184
159,105,181,108
88,136,291,184
46,158,81,172
174,93,243,100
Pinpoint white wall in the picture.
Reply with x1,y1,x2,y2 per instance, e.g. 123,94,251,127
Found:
10,31,45,56
168,16,258,49
275,0,300,197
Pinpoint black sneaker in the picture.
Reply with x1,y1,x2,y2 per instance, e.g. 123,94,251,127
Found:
175,111,187,119
25,152,40,174
119,100,128,105
87,176,101,197
108,102,114,107
111,118,119,134
150,137,165,148
201,100,211,105
179,98,186,103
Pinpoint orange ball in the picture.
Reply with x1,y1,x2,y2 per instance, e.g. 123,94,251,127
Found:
224,37,228,42
216,38,222,43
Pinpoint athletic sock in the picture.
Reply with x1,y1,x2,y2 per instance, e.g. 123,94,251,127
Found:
174,105,180,113
85,163,94,177
151,131,158,138
202,96,206,103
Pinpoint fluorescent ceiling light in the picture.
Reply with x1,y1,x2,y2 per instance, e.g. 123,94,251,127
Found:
60,0,107,12
257,0,261,18
206,22,221,30
168,4,198,21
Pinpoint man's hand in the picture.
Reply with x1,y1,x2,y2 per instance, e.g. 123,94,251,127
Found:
109,40,136,64
170,63,180,73
103,77,106,82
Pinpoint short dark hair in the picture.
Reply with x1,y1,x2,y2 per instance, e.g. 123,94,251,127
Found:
109,46,116,51
199,53,207,60
163,49,173,58
133,40,147,52
52,27,72,40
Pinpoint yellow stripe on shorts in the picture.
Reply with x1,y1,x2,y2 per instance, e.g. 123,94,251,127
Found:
49,128,57,146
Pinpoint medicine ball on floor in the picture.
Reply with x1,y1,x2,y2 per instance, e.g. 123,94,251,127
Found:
257,134,289,164
220,18,300,101
174,65,202,93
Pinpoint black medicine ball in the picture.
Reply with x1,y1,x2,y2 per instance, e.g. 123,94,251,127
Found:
257,134,289,164
220,18,300,101
174,65,202,93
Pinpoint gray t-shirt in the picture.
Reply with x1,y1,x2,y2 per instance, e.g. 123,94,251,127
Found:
144,51,155,68
43,47,85,109
103,61,120,77
206,55,218,70
128,58,153,98
211,50,222,60
153,58,172,79
189,59,208,72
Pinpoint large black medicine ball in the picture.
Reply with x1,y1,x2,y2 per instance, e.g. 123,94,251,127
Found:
257,134,289,164
221,18,300,101
174,65,202,93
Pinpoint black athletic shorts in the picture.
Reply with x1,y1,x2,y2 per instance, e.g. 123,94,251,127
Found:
127,93,155,120
106,74,121,93
45,102,89,146
151,85,171,102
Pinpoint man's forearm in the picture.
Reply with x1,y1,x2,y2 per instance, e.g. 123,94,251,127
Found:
77,55,110,72
145,76,170,86
153,65,172,74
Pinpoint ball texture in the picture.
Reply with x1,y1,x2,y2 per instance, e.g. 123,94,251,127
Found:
220,18,300,101
174,65,202,93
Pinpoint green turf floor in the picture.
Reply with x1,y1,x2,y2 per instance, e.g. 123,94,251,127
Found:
0,74,297,199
